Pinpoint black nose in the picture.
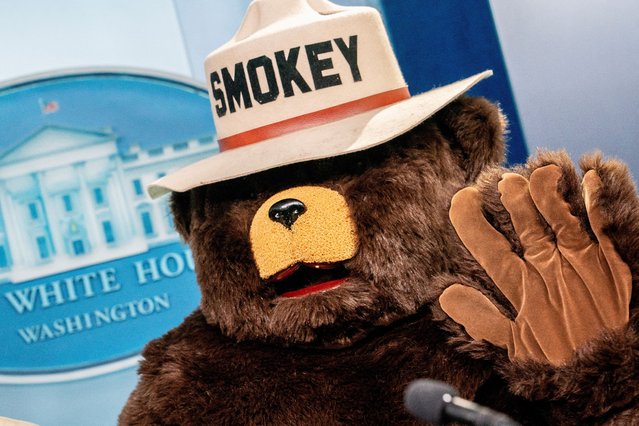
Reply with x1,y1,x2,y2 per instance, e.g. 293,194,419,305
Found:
268,198,307,229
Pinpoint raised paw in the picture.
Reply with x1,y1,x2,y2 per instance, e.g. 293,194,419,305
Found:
440,162,632,366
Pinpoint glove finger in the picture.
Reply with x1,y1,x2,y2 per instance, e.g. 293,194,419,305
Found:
583,170,632,309
529,165,591,252
498,173,555,261
450,187,526,310
439,284,512,349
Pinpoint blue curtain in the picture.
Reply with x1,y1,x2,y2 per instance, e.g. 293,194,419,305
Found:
381,0,528,165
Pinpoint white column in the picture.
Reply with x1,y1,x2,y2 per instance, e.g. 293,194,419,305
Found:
75,164,102,251
107,170,134,242
113,162,138,237
151,201,167,240
0,184,27,268
34,172,65,259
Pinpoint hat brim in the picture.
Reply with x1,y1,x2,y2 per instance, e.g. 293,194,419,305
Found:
148,70,492,199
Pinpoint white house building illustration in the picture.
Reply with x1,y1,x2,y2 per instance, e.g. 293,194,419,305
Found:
0,125,217,284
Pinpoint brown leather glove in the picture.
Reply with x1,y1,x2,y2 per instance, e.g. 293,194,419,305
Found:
439,164,631,366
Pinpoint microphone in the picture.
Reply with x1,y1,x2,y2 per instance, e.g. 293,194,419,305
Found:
404,379,521,426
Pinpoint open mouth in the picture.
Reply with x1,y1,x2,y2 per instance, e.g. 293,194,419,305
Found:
269,262,349,298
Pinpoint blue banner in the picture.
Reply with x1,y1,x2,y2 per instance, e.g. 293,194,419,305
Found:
1,242,199,374
0,71,208,404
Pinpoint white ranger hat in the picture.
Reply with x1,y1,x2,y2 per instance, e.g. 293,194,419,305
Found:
148,0,491,198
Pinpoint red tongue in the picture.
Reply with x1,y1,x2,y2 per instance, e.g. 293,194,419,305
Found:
280,278,348,298
270,264,300,282
270,263,338,282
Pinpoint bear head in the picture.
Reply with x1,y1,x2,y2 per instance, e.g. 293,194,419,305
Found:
170,96,505,348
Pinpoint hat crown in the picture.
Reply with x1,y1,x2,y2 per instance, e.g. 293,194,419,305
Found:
203,0,411,150
307,0,346,13
234,0,331,42
148,0,492,199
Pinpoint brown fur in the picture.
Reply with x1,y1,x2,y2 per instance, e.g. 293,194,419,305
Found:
166,96,505,349
121,97,639,425
120,309,495,425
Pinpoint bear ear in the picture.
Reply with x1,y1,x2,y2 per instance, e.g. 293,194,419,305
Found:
433,96,507,182
170,190,193,240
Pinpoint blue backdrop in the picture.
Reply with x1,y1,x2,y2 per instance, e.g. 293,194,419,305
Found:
381,0,527,164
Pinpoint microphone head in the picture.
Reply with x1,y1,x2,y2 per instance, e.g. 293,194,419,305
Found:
404,379,459,424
